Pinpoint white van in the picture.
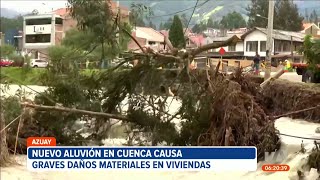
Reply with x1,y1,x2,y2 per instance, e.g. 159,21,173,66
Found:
30,59,48,68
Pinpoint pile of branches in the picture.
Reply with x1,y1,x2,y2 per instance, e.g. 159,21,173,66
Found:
2,33,281,161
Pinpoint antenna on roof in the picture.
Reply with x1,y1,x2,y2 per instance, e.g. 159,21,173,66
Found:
32,9,39,15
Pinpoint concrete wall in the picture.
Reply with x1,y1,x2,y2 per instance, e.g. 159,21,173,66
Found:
210,59,252,71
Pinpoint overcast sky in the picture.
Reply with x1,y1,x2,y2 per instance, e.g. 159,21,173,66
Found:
1,0,68,14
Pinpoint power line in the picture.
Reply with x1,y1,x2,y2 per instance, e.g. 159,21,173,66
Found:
184,0,200,35
149,0,210,18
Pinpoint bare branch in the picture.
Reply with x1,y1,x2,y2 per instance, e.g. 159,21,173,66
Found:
271,105,320,119
190,36,238,56
118,25,146,53
20,103,129,121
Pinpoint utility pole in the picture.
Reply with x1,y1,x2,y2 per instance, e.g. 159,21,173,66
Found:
291,36,294,62
264,0,275,80
117,1,121,59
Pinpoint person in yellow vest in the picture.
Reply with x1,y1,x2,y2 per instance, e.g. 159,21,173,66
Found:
283,59,291,72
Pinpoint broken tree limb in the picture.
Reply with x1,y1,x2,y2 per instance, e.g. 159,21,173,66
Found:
260,69,285,89
271,105,320,119
120,27,146,53
164,35,174,51
20,103,129,121
190,36,238,56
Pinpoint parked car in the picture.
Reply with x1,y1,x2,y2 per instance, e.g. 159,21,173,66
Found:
30,59,48,68
0,59,13,67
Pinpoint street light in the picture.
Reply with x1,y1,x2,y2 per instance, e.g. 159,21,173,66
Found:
256,14,268,20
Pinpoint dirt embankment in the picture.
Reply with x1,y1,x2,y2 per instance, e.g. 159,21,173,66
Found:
262,79,320,122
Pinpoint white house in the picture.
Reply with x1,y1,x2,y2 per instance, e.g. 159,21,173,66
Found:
203,28,220,37
23,13,64,59
204,35,243,53
301,23,320,36
129,27,165,52
241,27,305,58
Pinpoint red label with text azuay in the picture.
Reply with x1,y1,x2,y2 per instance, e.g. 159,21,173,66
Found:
27,137,56,147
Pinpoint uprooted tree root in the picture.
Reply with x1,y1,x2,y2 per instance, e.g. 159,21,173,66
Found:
262,79,320,122
178,69,280,160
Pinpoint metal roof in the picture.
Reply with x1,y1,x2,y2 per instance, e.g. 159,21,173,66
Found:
205,35,241,42
241,27,305,42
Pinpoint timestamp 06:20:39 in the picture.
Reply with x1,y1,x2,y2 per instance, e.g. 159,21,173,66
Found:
262,164,290,172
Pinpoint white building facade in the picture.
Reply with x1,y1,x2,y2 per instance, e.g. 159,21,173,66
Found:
242,27,305,58
23,14,63,59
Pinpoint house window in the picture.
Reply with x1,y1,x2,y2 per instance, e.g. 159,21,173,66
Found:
246,41,258,52
260,41,266,52
26,18,52,25
26,34,51,43
274,40,282,52
228,45,236,51
55,18,63,25
148,41,156,45
282,41,290,52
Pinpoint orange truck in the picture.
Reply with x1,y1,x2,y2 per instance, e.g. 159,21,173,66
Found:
292,63,320,83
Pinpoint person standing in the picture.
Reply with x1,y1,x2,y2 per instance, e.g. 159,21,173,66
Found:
253,52,261,75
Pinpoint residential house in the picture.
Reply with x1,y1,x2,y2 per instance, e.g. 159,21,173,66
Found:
22,0,129,60
128,27,165,52
202,28,220,37
186,34,205,49
241,27,305,58
22,13,64,59
301,23,320,36
202,35,244,58
227,28,249,35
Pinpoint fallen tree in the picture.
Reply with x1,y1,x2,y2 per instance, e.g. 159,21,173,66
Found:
262,79,320,122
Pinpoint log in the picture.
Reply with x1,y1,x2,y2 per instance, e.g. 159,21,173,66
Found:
20,103,129,121
260,69,285,89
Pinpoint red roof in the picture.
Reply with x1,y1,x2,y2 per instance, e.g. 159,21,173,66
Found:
52,8,70,16
160,30,169,37
188,34,205,47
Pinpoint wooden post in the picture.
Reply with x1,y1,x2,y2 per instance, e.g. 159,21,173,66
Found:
260,69,285,89
291,36,294,62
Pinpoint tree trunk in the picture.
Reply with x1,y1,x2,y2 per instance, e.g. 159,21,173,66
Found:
0,113,11,167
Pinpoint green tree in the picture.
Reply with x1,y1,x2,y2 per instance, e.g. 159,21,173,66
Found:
247,0,269,28
169,15,186,48
129,3,153,27
159,22,164,30
163,17,173,30
247,0,304,31
148,21,156,29
220,11,246,29
192,21,207,33
0,44,15,58
274,0,304,31
180,13,189,28
309,10,318,24
67,0,133,68
302,35,320,68
207,17,214,28
0,16,23,33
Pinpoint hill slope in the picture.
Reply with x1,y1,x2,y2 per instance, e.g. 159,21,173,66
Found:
120,0,320,29
0,8,21,18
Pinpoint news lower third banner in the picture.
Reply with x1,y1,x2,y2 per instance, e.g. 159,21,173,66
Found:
27,138,257,171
